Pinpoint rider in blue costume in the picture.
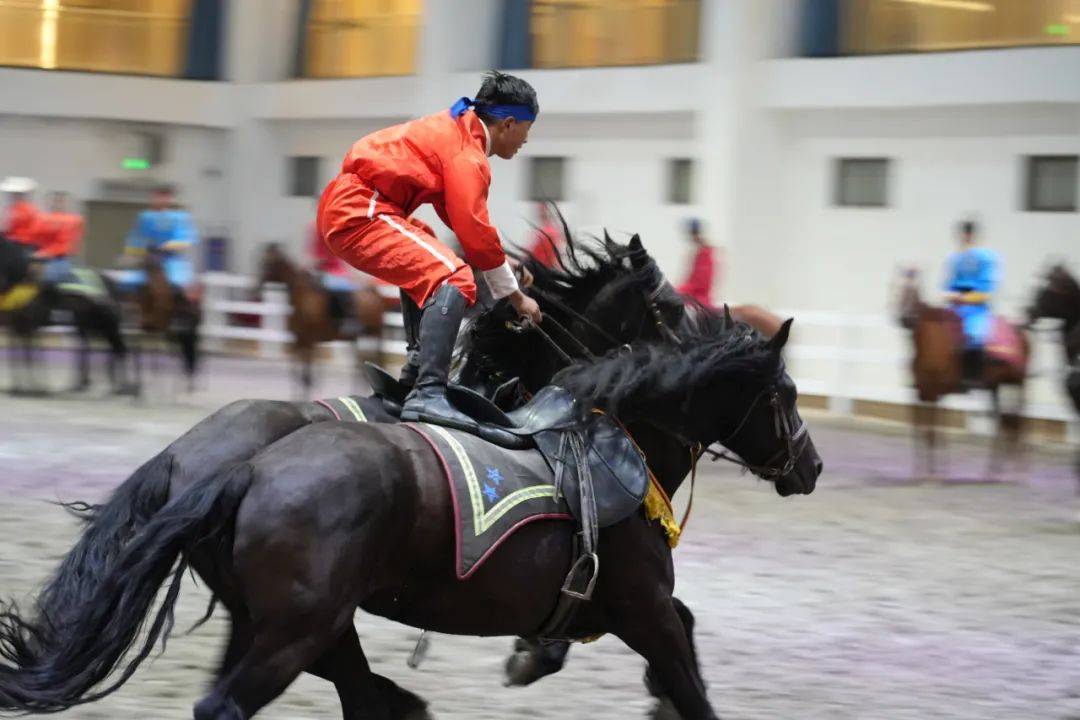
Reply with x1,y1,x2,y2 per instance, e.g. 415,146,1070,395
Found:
943,220,999,385
119,184,198,293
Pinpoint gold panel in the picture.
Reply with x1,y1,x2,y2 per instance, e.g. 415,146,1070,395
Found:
0,0,191,76
305,0,421,78
843,0,1080,54
531,0,700,69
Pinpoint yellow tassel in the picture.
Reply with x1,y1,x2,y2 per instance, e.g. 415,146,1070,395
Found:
0,284,38,312
643,477,680,549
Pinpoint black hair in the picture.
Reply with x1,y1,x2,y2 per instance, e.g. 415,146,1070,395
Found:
474,71,538,123
959,220,978,237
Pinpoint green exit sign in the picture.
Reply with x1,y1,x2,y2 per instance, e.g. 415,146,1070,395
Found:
122,157,151,170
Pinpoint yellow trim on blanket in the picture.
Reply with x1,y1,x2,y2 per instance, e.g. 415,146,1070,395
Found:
425,424,557,536
339,396,368,422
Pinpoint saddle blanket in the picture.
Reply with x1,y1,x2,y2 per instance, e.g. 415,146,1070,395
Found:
316,395,574,579
405,423,573,579
985,316,1027,374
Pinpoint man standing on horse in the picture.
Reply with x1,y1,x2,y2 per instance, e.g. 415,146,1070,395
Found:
32,192,84,285
317,70,542,430
122,184,198,294
1,177,41,248
944,219,999,384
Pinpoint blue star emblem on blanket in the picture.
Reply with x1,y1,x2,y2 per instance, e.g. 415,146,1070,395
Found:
482,466,504,504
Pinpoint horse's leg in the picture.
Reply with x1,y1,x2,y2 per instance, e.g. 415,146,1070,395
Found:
23,330,40,394
72,326,91,392
306,624,428,720
215,613,253,681
194,624,334,720
7,326,20,394
644,597,705,709
614,594,718,720
301,345,315,399
926,401,938,480
987,385,1002,480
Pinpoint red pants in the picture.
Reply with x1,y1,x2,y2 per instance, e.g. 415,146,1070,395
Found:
317,174,476,307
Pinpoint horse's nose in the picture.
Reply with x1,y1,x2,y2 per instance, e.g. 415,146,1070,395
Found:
814,458,824,477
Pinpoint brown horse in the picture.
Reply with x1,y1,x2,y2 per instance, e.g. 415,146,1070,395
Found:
126,255,201,395
258,244,384,397
896,268,1029,478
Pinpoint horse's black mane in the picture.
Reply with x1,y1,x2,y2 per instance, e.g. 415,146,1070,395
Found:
458,212,650,366
1052,264,1080,298
511,209,646,312
556,322,783,420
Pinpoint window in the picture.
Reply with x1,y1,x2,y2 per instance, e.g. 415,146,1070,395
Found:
834,158,890,208
303,0,421,78
531,0,701,68
0,0,192,76
1026,156,1078,212
667,159,693,204
287,157,321,198
840,0,1080,55
529,157,567,202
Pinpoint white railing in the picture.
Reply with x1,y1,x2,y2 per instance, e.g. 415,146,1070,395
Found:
195,275,1079,437
776,308,1078,439
200,272,407,359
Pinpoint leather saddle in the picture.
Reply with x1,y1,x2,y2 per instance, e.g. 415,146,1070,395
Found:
362,363,649,529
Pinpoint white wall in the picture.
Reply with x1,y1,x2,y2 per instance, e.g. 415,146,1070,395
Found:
0,115,230,237
745,105,1080,315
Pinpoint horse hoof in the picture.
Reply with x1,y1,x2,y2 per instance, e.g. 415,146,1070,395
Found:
649,697,682,720
504,648,563,688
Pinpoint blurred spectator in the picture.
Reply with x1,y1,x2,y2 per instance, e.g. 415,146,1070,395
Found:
121,184,198,293
33,192,84,285
676,218,720,308
1,177,41,247
526,202,562,268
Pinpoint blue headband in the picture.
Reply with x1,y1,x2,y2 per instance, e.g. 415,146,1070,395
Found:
449,97,537,123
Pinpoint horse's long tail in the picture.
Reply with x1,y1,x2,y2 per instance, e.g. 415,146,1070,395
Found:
0,463,254,713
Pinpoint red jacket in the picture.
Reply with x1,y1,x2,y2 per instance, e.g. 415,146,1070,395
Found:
33,212,83,258
677,246,716,307
3,201,40,246
335,110,504,272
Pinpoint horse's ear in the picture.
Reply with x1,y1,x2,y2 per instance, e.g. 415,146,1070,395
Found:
767,318,793,354
628,234,642,252
723,303,734,329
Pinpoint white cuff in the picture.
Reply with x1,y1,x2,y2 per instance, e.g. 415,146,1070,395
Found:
482,259,520,301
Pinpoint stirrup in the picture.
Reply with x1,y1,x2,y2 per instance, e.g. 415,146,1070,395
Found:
560,552,599,601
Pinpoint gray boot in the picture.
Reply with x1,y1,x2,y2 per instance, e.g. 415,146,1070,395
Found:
398,290,422,390
400,285,477,431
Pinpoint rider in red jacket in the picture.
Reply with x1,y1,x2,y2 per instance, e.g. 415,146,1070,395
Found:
317,71,542,429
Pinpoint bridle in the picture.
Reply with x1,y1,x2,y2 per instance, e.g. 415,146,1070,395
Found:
514,283,808,483
707,383,809,481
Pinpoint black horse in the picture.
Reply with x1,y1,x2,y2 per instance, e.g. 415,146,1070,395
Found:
1029,264,1080,481
0,236,134,395
0,231,695,701
0,306,820,719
